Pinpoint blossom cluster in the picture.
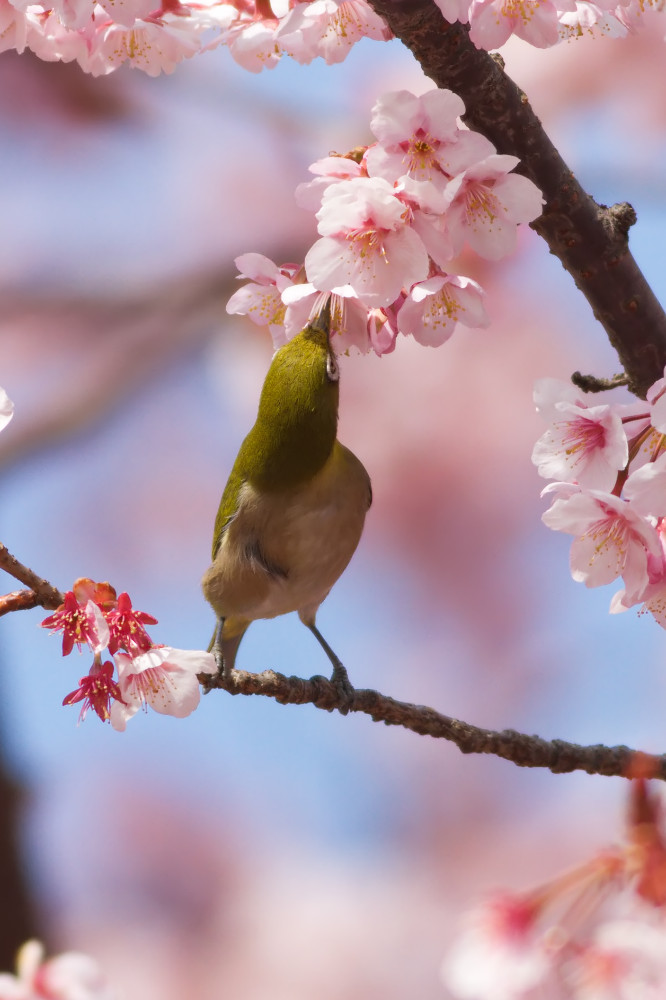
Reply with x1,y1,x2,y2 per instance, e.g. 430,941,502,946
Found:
443,779,666,1000
227,87,543,356
435,0,662,50
533,371,666,630
41,577,216,730
1,0,663,77
0,940,114,1000
0,0,390,78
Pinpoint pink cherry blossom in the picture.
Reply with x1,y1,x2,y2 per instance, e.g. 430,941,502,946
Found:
365,88,495,211
305,176,429,307
0,0,31,53
294,156,364,213
110,645,216,730
541,487,663,603
277,0,390,66
444,154,544,259
571,919,666,999
442,893,551,999
647,365,666,434
623,452,666,518
0,387,13,432
226,253,299,339
25,9,92,67
281,284,396,355
433,0,472,21
91,15,203,76
96,0,156,30
469,0,575,48
531,378,629,491
0,939,115,1000
558,1,630,39
224,12,282,72
396,273,490,347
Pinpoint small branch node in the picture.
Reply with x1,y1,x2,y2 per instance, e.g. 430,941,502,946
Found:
571,371,629,394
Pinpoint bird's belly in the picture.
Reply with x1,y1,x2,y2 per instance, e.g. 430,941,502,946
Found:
202,445,370,625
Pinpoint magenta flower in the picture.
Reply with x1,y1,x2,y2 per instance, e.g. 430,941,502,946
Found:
63,660,125,724
41,592,110,656
105,591,158,655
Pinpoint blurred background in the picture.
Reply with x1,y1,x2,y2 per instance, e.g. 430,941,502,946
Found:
1,21,666,998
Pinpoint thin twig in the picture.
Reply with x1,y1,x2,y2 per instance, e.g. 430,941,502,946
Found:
203,667,662,781
0,545,63,609
0,590,39,617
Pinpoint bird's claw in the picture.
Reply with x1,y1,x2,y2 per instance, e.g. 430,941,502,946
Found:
330,662,355,715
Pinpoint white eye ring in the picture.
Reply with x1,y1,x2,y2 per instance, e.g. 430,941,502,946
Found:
326,352,340,382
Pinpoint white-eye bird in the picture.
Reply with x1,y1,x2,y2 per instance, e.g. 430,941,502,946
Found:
202,302,371,692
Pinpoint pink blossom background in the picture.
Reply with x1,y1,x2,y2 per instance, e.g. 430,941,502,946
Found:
1,30,666,998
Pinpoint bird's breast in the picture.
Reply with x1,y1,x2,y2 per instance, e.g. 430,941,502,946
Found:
202,441,371,624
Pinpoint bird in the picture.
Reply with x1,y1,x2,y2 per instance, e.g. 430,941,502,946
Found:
202,301,371,695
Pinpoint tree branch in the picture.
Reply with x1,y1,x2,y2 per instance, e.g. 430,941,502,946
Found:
203,667,664,781
0,545,63,610
367,0,666,398
2,543,657,782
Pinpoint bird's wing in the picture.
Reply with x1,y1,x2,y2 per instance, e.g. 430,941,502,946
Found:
211,463,245,559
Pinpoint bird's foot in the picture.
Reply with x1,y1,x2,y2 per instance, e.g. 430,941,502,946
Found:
330,661,355,715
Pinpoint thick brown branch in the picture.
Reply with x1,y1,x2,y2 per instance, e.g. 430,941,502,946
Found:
0,545,62,610
204,668,662,780
367,0,666,397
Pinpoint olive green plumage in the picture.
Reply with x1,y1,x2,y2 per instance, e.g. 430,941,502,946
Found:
202,305,371,689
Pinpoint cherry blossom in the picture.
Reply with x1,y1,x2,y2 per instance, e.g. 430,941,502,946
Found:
365,88,495,212
647,364,666,434
63,660,125,723
0,386,13,432
226,253,299,340
0,939,115,1000
558,1,631,39
444,154,544,260
110,645,216,731
433,0,472,22
571,920,666,999
396,273,489,347
224,12,283,72
91,15,203,76
444,783,666,1000
541,488,663,604
41,592,110,656
277,0,390,66
468,0,576,49
623,452,666,518
442,893,551,999
531,378,629,491
294,156,364,213
281,284,395,355
305,175,429,307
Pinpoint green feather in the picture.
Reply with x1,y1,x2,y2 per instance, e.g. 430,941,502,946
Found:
212,307,339,558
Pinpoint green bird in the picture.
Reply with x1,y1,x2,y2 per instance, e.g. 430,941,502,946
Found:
202,303,371,693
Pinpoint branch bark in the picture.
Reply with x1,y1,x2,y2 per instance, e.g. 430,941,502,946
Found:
0,545,63,610
366,0,666,398
203,667,664,781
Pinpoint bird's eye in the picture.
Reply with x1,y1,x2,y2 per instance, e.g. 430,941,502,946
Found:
326,352,340,383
